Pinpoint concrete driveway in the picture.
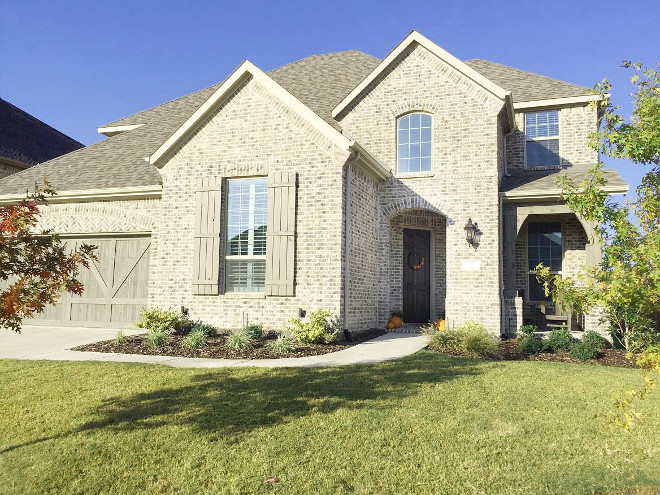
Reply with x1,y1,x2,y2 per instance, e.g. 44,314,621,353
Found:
0,325,428,368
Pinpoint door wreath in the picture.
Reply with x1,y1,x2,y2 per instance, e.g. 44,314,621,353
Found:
407,251,426,270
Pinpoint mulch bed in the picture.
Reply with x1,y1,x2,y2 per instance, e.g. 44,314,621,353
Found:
430,338,636,368
72,328,387,360
498,338,637,368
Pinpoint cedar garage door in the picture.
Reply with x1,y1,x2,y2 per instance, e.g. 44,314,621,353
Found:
30,235,151,326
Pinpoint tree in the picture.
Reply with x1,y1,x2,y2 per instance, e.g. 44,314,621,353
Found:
534,62,659,430
0,181,96,332
535,61,660,351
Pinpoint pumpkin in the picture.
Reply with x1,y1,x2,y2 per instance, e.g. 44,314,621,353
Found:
386,316,403,329
434,319,446,332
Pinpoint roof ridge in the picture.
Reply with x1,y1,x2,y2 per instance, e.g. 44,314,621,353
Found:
268,49,379,73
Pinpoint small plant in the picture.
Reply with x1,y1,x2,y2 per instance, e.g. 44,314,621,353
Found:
226,329,253,350
287,309,338,344
244,323,263,340
267,335,295,354
113,330,128,345
182,329,208,350
191,322,218,338
144,328,171,347
518,335,544,355
391,310,404,318
421,322,438,335
582,331,608,350
426,321,499,358
136,308,190,334
544,328,574,352
519,325,537,337
570,341,599,360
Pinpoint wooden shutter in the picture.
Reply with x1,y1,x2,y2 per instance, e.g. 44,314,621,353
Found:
192,177,222,295
265,171,297,296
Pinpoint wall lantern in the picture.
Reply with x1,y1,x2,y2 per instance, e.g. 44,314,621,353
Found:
464,218,482,247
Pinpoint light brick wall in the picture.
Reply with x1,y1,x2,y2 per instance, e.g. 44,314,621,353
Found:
338,43,504,333
506,104,598,170
36,199,160,233
152,76,349,333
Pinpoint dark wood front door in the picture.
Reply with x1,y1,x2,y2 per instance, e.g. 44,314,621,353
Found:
403,229,430,323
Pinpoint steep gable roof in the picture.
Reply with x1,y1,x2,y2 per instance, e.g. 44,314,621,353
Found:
465,59,593,103
0,98,82,167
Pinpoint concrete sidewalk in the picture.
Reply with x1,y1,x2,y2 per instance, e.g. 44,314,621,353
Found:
0,325,428,368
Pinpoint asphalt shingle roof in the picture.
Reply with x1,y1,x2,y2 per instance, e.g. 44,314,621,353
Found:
465,59,592,103
0,98,83,166
0,49,603,195
501,163,627,195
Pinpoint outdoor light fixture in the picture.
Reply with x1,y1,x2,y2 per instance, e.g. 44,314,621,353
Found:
464,218,481,247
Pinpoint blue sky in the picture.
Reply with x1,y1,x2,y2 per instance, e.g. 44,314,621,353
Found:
2,0,658,191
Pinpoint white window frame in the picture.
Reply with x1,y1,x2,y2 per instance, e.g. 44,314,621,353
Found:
396,112,433,176
524,109,561,168
224,176,268,293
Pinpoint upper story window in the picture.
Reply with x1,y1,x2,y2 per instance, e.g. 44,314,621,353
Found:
525,110,560,167
225,177,268,292
397,113,432,173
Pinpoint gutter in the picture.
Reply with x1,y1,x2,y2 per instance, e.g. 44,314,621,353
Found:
348,141,391,180
0,184,163,205
499,184,629,202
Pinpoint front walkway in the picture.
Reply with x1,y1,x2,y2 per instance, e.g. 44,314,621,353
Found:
0,325,428,368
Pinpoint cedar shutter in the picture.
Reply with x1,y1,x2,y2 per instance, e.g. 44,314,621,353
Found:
265,171,297,296
192,176,222,295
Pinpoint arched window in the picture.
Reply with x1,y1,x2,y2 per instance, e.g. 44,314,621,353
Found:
397,113,432,173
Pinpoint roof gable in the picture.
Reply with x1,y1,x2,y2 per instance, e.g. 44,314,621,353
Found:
332,31,510,119
148,60,354,166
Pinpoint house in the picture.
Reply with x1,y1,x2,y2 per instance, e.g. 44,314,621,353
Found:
0,97,83,178
0,31,628,335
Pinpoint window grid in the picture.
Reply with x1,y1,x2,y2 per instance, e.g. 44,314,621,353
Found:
397,113,432,173
527,221,562,301
525,110,560,167
225,177,268,292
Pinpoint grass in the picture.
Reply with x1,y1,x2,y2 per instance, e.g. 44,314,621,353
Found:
1,352,659,494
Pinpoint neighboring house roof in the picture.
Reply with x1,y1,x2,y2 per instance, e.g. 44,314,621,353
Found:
0,97,83,167
464,59,592,103
501,163,628,199
0,39,603,196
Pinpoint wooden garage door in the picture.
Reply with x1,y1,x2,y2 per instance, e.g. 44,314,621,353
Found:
30,235,150,326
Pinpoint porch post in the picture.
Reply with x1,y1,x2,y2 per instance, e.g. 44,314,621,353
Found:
503,203,517,298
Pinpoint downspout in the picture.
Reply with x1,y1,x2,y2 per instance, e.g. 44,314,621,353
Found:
343,150,360,337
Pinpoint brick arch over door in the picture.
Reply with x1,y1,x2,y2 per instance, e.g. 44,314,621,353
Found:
382,197,445,219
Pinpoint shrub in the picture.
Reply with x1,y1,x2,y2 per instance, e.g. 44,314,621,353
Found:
226,330,253,350
518,335,544,355
144,328,171,347
427,321,499,358
582,331,608,350
136,308,190,334
267,335,295,354
544,329,574,352
427,331,464,353
287,309,338,344
191,322,218,338
182,329,208,350
113,330,128,345
570,341,599,360
244,323,263,340
421,322,439,335
519,324,537,337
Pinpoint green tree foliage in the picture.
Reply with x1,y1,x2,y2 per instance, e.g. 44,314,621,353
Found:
0,182,96,332
535,62,660,351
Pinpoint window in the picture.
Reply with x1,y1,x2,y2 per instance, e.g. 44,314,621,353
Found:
525,110,560,167
225,177,268,292
397,113,432,173
527,221,562,301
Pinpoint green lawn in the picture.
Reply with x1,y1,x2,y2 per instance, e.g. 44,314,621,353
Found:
1,352,659,494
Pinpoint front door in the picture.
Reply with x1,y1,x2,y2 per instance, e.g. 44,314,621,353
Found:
403,229,430,323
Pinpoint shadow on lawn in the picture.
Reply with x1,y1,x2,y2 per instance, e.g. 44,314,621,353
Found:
77,352,485,439
1,352,487,453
